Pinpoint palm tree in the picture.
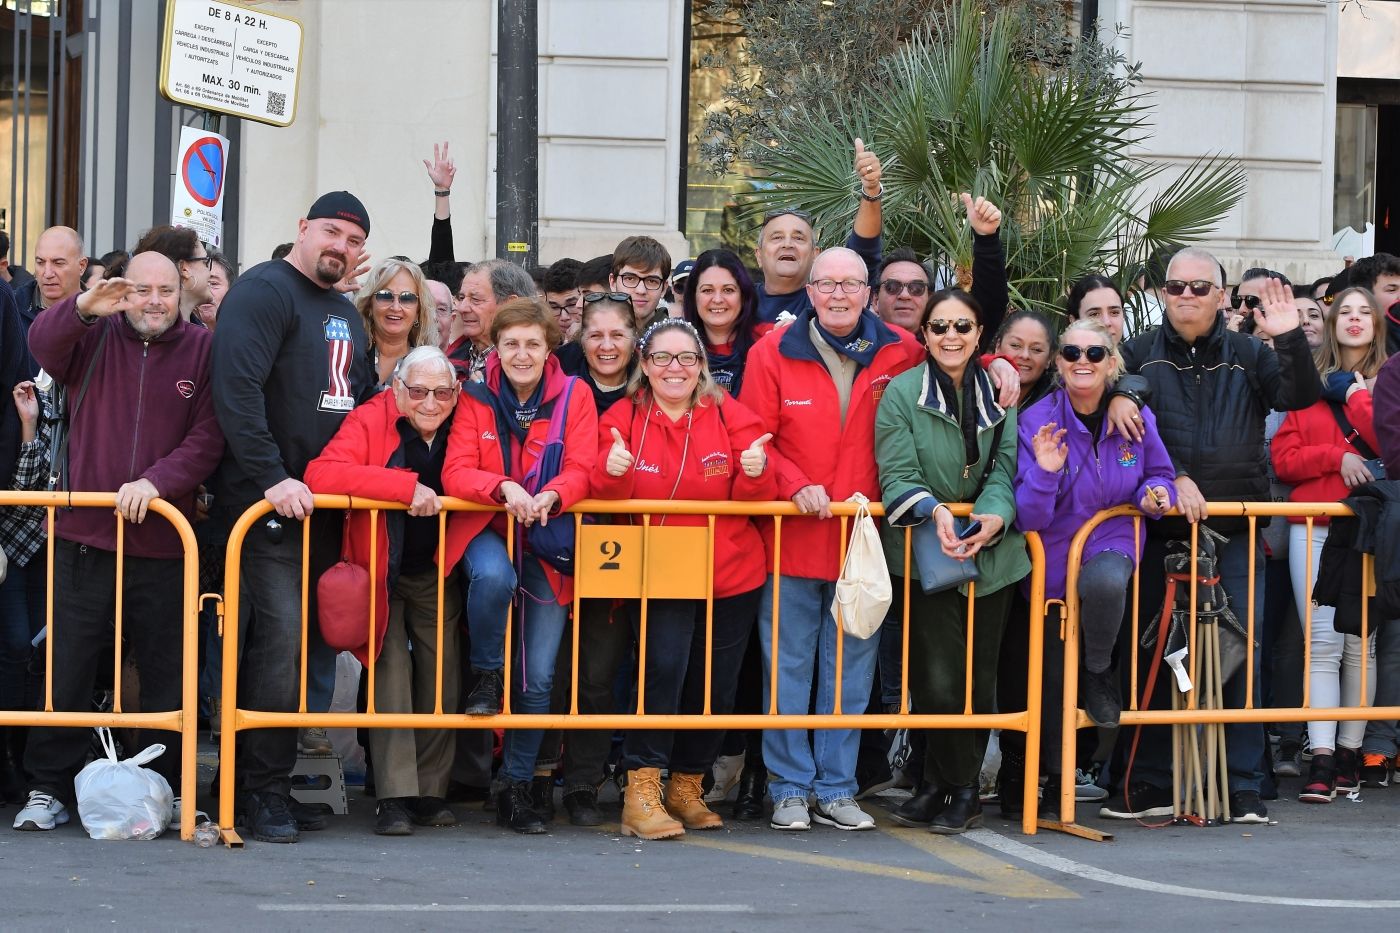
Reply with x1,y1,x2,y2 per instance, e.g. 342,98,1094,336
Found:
740,0,1246,329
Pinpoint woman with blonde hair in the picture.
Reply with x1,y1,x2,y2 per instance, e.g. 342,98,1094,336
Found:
356,258,439,389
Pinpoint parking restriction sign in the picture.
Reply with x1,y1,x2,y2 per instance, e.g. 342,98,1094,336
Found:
171,126,229,247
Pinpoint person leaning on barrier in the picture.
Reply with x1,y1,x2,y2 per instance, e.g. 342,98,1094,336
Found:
592,318,776,840
1097,249,1321,826
14,252,223,833
304,346,482,837
442,298,598,834
874,287,1029,835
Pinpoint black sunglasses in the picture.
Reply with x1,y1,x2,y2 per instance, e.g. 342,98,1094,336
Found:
1230,294,1262,311
761,208,815,227
924,318,976,335
1162,279,1216,297
1060,344,1110,363
583,292,634,306
879,279,929,297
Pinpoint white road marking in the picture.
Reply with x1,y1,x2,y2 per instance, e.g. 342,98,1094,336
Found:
259,904,754,913
966,829,1400,909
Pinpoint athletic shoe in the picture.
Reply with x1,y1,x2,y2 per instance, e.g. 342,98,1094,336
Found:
704,753,745,803
1273,740,1302,778
769,797,810,831
298,727,333,756
1081,667,1121,728
811,797,875,831
1228,789,1269,824
1298,754,1337,804
1360,753,1392,788
1098,781,1173,819
1335,747,1361,791
1075,766,1109,802
12,791,68,831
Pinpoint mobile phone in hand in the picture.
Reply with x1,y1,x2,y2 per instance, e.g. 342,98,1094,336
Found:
957,519,983,540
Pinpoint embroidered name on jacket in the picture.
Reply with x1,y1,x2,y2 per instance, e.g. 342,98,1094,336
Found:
635,461,661,474
700,451,730,478
784,398,812,406
319,315,356,413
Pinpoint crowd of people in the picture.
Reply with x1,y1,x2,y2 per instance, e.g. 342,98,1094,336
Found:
0,136,1397,844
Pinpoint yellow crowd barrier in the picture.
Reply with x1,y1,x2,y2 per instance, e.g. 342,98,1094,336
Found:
1047,502,1378,841
0,492,201,842
215,495,1048,844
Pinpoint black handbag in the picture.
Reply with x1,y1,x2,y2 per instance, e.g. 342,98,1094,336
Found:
910,420,1005,594
1328,400,1386,481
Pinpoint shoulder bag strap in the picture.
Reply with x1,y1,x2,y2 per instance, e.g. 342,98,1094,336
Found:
50,323,110,491
1327,400,1379,461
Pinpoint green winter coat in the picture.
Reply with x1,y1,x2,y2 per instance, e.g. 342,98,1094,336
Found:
875,360,1030,595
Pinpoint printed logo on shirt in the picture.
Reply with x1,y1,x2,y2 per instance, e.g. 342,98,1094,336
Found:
318,315,356,413
871,372,893,402
482,430,497,441
784,398,812,407
700,451,730,479
712,369,735,391
845,337,873,354
1116,442,1139,468
175,379,195,399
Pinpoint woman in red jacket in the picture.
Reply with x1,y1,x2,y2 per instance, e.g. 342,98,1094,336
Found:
594,318,776,840
442,299,597,833
305,346,485,836
1272,285,1389,802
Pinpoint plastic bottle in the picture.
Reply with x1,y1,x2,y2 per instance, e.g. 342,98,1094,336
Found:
194,821,220,848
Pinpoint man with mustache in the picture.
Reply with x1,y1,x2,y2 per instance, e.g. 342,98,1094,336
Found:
210,192,376,843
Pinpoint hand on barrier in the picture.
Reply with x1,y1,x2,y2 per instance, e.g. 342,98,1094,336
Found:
1140,484,1171,517
960,191,1003,236
741,433,772,478
793,484,832,519
1107,394,1144,443
1341,452,1375,489
606,428,635,477
115,478,160,524
986,357,1020,409
334,249,371,295
408,482,443,516
499,480,538,526
1253,277,1302,338
1031,422,1069,472
423,140,455,191
854,138,882,196
1173,474,1208,523
529,490,560,526
265,477,315,520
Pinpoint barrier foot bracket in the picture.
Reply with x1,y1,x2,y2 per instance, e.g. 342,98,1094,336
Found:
220,827,244,849
1037,819,1113,842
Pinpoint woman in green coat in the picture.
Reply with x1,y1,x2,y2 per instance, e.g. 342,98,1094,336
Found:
875,287,1029,834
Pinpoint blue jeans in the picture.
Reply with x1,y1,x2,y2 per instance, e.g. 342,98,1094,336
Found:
877,606,904,710
461,528,517,671
498,555,568,783
758,574,879,804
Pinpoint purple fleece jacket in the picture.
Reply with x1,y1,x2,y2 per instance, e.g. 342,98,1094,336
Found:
1375,354,1400,478
1014,388,1177,600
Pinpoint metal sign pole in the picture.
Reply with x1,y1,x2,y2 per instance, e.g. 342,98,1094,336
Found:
495,0,538,268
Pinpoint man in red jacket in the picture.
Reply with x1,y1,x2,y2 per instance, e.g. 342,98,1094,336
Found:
14,252,223,833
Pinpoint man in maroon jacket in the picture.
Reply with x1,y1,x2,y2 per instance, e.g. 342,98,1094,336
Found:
13,252,223,833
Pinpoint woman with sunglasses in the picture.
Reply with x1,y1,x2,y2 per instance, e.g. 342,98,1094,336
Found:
875,288,1029,834
356,258,439,389
681,249,774,397
992,310,1058,409
591,318,775,840
1272,285,1389,801
442,298,598,834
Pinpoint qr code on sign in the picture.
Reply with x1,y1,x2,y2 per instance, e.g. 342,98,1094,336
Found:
267,91,287,117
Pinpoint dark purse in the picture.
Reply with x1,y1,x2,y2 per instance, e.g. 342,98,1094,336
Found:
1329,401,1386,481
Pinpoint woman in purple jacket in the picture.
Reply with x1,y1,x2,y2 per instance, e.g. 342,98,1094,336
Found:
1015,320,1176,730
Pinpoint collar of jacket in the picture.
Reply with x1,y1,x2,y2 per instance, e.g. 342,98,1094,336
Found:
1162,310,1226,353
777,307,900,364
113,309,190,345
917,359,1004,429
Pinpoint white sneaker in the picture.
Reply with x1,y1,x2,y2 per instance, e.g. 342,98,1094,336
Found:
812,797,876,831
13,791,69,831
770,796,810,831
703,753,745,803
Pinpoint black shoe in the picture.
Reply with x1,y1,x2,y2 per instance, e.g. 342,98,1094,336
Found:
890,782,948,828
289,798,329,831
1099,781,1173,820
733,768,767,821
464,669,504,716
928,786,982,835
997,752,1025,820
497,781,546,834
1081,667,1121,728
528,775,556,822
562,787,603,827
410,796,458,827
243,791,299,844
374,798,414,836
1229,789,1269,824
1038,777,1066,820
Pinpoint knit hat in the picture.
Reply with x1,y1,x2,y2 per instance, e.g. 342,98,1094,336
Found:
306,190,370,237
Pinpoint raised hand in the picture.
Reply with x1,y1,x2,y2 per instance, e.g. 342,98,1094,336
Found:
740,432,772,479
1253,277,1302,338
960,192,1003,236
1032,423,1069,472
423,141,456,191
605,427,635,477
854,138,882,196
76,277,137,318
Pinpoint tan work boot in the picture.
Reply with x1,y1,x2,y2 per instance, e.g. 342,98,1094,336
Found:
621,768,685,840
665,772,724,830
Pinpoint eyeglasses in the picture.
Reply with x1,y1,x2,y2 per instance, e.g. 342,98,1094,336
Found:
1162,279,1217,297
879,279,929,297
583,292,634,306
1059,344,1110,363
186,255,214,271
646,351,701,367
373,289,420,306
617,272,665,291
548,296,581,312
811,278,867,294
924,318,976,335
398,382,457,401
1229,294,1262,311
761,208,815,227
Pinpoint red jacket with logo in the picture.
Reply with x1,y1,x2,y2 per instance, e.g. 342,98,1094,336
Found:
1272,389,1380,524
739,310,924,581
592,391,775,598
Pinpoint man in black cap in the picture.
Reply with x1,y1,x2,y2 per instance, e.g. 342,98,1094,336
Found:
211,191,375,843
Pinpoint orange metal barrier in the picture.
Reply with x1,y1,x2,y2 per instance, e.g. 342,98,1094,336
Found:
1046,502,1376,841
0,492,201,841
216,496,1048,843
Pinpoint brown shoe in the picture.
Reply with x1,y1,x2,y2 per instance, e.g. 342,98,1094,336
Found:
664,772,723,830
620,768,684,840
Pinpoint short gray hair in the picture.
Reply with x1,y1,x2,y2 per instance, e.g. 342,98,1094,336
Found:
1165,247,1222,286
474,258,539,303
398,345,456,384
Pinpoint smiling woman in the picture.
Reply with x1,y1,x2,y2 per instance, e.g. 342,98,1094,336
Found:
355,258,439,390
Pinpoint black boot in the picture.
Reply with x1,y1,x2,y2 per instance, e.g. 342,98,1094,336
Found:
496,781,546,834
890,782,947,828
562,786,603,827
733,767,767,821
1039,776,1066,820
528,775,556,822
0,728,24,805
998,750,1026,820
1082,666,1122,728
464,669,504,716
929,786,982,835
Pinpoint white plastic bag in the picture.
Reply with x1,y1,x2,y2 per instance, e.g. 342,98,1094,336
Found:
831,493,891,639
73,728,173,840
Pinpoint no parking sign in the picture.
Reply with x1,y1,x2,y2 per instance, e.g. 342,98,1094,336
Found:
171,125,229,247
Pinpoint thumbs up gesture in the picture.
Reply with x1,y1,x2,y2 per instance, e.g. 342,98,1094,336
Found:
606,427,635,477
741,433,772,479
854,138,882,196
959,192,1003,236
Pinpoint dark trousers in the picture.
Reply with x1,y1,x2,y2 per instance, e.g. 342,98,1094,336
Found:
997,585,1068,773
558,598,635,792
895,578,1014,789
25,540,184,805
621,588,761,774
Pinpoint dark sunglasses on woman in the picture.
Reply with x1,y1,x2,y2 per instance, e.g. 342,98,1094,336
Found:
924,318,976,335
1059,344,1109,363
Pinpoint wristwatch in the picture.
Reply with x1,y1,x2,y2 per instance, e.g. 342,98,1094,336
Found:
858,184,884,202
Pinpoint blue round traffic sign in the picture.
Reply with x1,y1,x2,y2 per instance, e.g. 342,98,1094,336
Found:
181,136,225,208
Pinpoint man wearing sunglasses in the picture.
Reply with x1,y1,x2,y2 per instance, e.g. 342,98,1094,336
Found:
1100,246,1320,826
1228,268,1290,334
